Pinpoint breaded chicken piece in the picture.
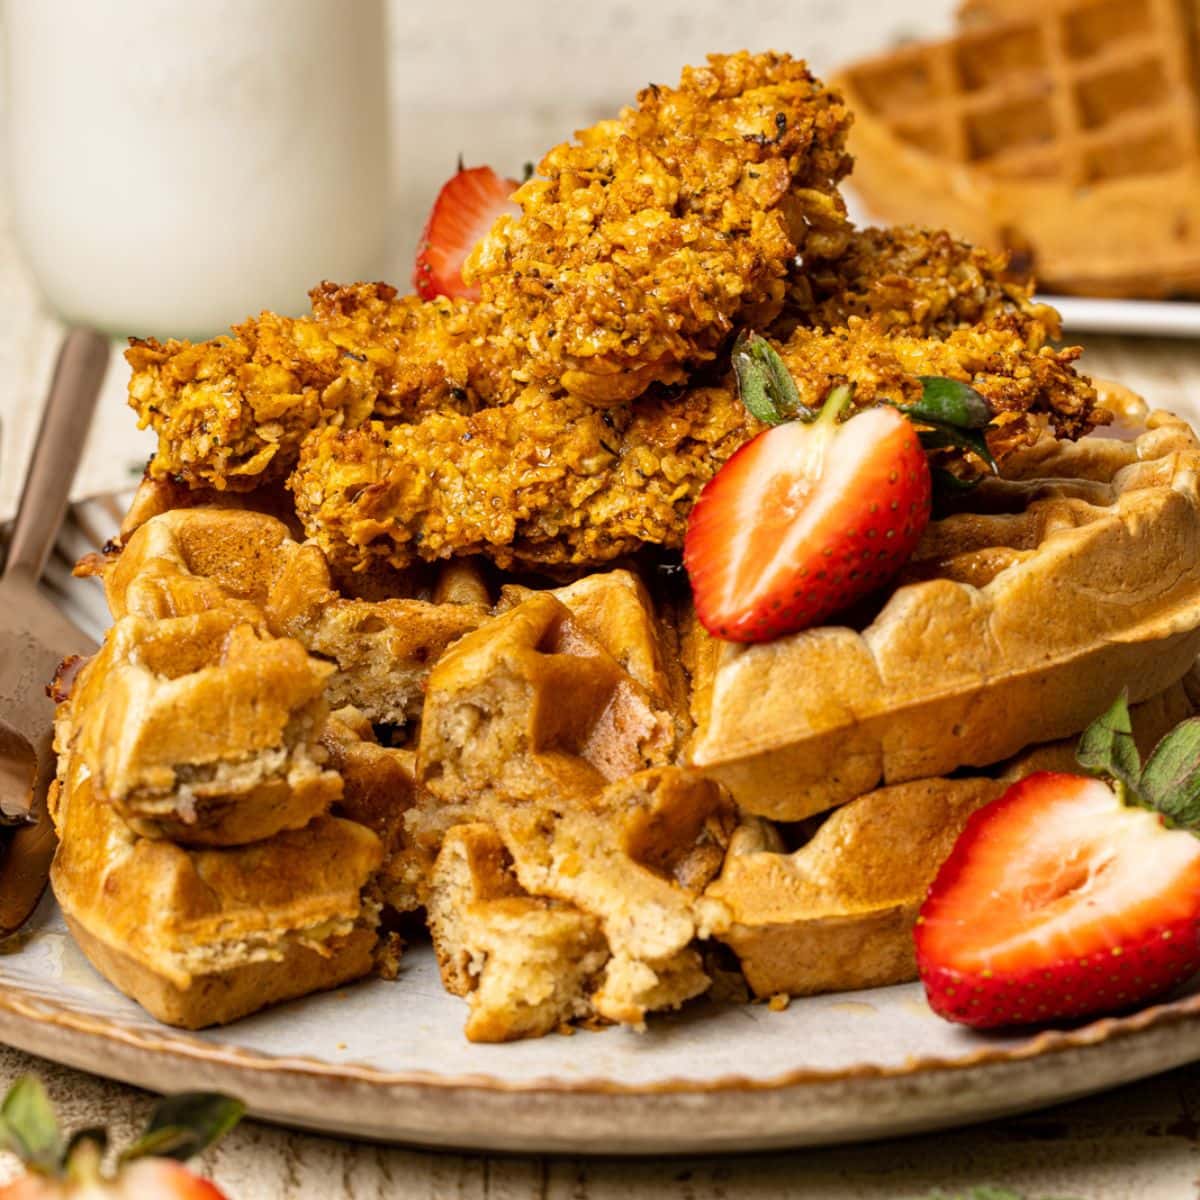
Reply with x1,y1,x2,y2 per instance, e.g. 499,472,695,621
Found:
290,325,1098,576
466,51,853,405
128,52,851,491
291,384,757,574
777,226,1059,345
128,284,488,490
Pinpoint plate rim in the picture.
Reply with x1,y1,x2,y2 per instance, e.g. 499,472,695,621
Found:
4,958,1200,1097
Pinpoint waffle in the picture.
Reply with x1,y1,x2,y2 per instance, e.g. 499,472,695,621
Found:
687,388,1200,820
836,0,1200,297
103,507,486,726
427,824,609,1042
65,609,340,845
415,582,736,1036
709,672,1200,998
49,745,382,1029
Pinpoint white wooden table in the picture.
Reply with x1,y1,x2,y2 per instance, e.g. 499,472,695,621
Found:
4,3,1200,1192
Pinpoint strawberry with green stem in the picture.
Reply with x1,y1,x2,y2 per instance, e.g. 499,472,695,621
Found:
0,1077,242,1198
683,331,996,643
917,693,1200,1029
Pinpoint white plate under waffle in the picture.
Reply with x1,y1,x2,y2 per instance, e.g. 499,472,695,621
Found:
3,492,1200,1155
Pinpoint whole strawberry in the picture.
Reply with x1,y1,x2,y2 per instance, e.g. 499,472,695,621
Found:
0,1078,242,1198
917,693,1200,1028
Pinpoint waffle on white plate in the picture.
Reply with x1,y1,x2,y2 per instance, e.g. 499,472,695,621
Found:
45,49,1200,1041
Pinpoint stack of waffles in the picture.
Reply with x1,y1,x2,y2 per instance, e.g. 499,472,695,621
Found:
837,0,1200,297
48,383,1200,1038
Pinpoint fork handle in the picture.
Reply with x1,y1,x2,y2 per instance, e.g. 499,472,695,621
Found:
4,329,111,583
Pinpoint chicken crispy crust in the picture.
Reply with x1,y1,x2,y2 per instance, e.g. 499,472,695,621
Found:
128,52,852,491
291,385,758,574
465,51,853,404
778,225,1060,345
127,285,489,490
291,324,1098,576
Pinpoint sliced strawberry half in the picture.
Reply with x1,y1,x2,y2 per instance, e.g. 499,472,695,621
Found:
683,392,932,643
916,771,1200,1028
413,164,520,301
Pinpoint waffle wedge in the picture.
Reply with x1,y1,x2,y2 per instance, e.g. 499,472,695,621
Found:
415,578,735,1037
65,609,339,846
837,0,1200,298
49,747,382,1029
687,388,1200,819
104,507,486,726
708,671,1200,998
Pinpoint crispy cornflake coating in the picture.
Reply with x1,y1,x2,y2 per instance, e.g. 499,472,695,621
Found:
778,323,1098,441
779,225,1060,345
129,284,489,491
290,322,1097,575
465,51,853,404
291,385,758,574
128,52,852,491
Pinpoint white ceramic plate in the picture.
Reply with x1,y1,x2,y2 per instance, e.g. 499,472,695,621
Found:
4,492,1200,1155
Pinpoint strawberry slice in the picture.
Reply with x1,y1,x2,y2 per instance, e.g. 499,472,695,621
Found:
413,164,520,301
916,771,1200,1028
683,387,932,642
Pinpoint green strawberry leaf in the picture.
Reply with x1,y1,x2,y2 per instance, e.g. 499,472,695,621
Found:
1076,692,1142,798
124,1093,244,1164
917,422,998,473
911,376,992,429
1136,716,1200,832
0,1077,65,1174
731,331,814,425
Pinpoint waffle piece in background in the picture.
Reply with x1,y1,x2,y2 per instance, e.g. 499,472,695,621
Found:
63,609,339,846
686,385,1200,819
49,746,382,1029
415,580,736,1038
836,0,1200,298
709,672,1200,998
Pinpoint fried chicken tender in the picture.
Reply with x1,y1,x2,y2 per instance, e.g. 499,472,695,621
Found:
128,284,489,490
128,52,852,490
290,324,1097,576
776,226,1059,345
291,385,757,574
464,50,853,404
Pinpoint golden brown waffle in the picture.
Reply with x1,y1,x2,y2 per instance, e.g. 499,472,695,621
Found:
837,0,1200,297
65,609,339,845
708,673,1200,998
105,507,486,726
427,824,609,1042
687,388,1200,819
415,581,736,1036
49,745,382,1029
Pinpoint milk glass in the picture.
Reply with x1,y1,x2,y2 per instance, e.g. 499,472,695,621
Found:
4,0,390,338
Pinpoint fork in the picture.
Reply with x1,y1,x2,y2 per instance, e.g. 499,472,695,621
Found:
0,328,109,937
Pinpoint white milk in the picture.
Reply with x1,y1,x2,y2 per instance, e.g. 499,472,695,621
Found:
4,0,389,338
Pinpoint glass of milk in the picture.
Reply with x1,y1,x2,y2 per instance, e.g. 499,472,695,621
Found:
3,0,390,339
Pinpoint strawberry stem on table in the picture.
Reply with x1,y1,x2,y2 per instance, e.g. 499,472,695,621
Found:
0,1076,244,1183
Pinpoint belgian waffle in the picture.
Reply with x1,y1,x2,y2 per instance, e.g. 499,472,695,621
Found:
687,388,1200,819
49,741,382,1029
837,0,1200,297
415,583,737,1036
709,672,1200,998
